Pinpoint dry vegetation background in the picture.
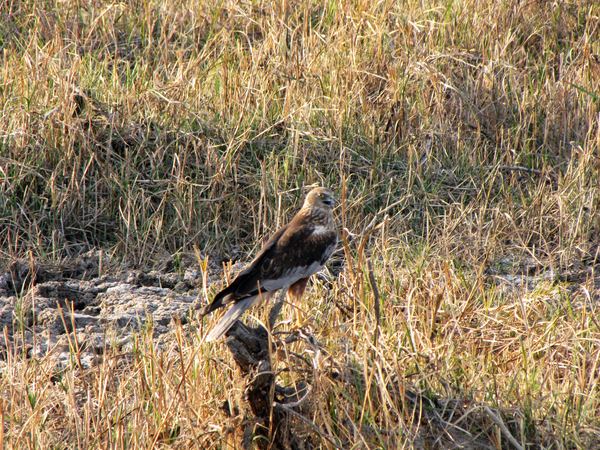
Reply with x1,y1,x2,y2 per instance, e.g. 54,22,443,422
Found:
1,0,600,448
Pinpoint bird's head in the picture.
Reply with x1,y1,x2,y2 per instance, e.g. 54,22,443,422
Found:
304,187,337,210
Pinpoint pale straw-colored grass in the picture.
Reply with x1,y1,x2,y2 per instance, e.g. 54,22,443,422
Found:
1,0,599,448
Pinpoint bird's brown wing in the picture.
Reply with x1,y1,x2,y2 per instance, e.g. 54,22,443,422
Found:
236,219,336,293
201,221,336,316
200,224,292,316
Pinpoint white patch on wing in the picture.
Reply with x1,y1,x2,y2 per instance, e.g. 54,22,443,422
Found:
260,261,324,291
312,225,330,235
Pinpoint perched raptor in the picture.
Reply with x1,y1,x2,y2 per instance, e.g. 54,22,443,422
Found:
201,187,337,341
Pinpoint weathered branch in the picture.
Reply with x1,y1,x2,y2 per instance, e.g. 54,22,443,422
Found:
222,295,315,449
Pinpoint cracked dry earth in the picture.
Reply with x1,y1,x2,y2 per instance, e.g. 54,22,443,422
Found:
0,252,223,370
1,250,598,373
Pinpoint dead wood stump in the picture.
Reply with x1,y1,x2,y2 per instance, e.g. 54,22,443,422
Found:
222,305,311,450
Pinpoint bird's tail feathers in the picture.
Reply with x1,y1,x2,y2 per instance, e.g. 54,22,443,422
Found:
200,286,236,317
204,295,257,342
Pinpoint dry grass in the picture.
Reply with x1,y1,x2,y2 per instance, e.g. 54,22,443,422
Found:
2,257,599,449
1,0,600,448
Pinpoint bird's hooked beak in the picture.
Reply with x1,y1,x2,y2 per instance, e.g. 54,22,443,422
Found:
325,195,338,208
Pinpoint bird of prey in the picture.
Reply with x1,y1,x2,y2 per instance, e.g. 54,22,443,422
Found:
201,187,337,341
